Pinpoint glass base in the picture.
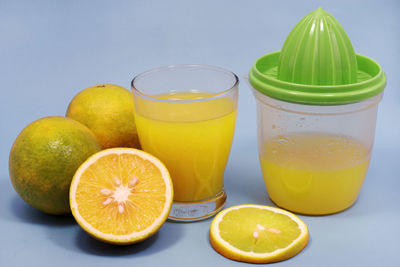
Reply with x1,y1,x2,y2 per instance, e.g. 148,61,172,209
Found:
168,189,226,222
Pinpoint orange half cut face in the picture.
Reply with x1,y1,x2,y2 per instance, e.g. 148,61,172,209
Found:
70,148,173,244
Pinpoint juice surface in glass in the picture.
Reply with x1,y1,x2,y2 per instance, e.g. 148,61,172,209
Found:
259,133,370,215
135,91,237,202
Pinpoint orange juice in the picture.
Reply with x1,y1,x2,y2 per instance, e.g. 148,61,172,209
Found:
134,91,237,201
259,133,370,215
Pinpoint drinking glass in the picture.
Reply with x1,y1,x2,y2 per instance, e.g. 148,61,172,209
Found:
132,64,238,221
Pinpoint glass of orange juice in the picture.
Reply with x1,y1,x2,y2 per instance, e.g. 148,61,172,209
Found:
131,65,238,221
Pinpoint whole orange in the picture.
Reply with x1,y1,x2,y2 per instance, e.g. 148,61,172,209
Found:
9,116,101,214
66,84,140,149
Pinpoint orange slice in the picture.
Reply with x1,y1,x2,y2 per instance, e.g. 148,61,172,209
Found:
209,204,309,263
70,148,173,244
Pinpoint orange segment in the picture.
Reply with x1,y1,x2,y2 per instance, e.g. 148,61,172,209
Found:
70,148,173,244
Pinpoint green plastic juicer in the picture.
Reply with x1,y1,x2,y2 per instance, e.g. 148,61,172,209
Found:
249,8,386,105
248,8,386,215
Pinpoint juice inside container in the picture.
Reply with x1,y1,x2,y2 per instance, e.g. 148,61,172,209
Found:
248,8,386,215
260,133,370,214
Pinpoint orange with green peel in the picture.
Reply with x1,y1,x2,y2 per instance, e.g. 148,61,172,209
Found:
66,84,140,149
9,116,101,214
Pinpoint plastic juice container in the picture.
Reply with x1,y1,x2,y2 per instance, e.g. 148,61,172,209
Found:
132,64,238,221
248,8,386,215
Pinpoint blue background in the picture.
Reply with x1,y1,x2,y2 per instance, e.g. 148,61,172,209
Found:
1,0,399,266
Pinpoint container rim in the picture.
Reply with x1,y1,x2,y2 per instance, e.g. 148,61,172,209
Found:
249,51,386,105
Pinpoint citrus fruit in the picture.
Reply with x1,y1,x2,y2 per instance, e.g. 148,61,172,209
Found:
66,84,140,149
69,148,173,244
9,116,101,214
209,204,309,263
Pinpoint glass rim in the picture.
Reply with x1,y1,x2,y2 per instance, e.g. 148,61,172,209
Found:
131,64,239,103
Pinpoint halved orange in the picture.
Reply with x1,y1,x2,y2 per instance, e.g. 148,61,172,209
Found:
70,148,173,244
209,204,309,263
